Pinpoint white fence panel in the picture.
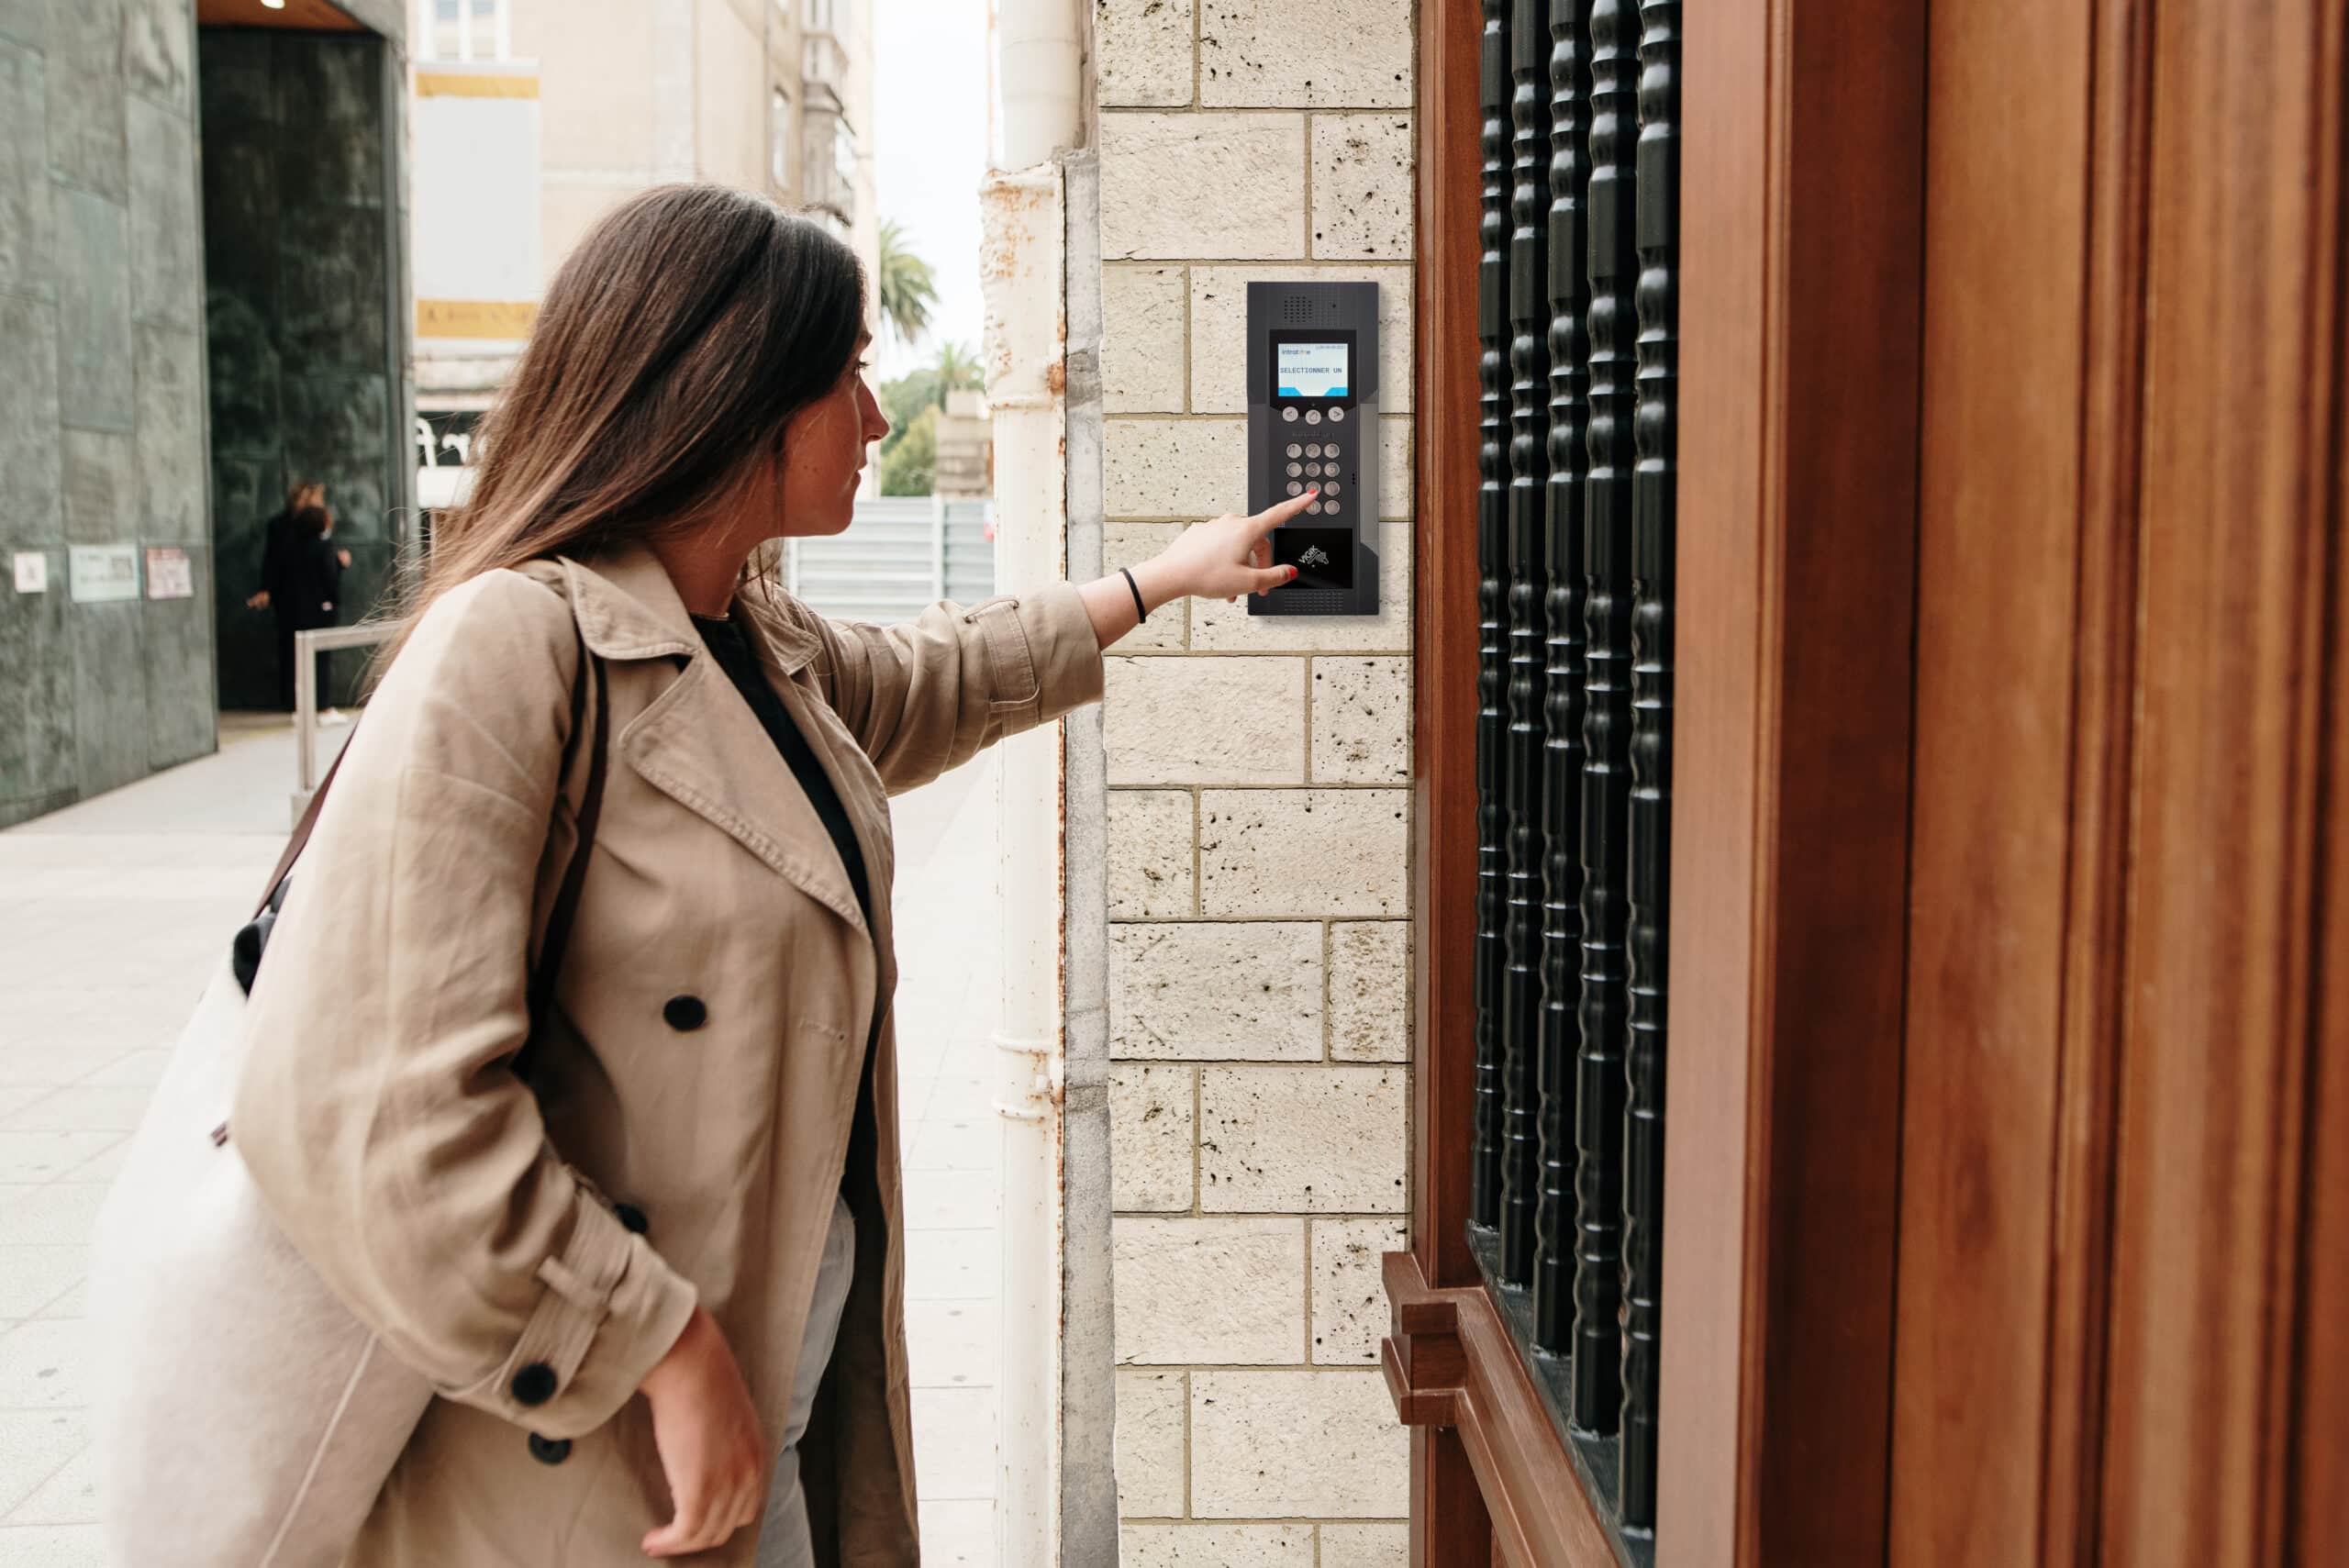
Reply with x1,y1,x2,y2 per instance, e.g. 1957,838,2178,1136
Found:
786,497,997,624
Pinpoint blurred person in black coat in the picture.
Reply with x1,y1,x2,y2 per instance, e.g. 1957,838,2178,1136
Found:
247,481,325,709
281,505,351,631
278,505,353,719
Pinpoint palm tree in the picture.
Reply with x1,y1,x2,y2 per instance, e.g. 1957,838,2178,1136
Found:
930,339,984,406
875,220,938,348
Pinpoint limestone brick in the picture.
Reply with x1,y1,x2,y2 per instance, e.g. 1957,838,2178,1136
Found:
1108,789,1196,919
1105,655,1306,784
1105,417,1247,519
1117,1368,1189,1518
1103,112,1307,261
1328,920,1409,1062
1311,1218,1406,1363
1097,0,1196,108
1310,114,1414,260
1104,263,1188,413
1111,922,1323,1060
1122,1523,1316,1567
1199,1065,1408,1213
1198,0,1411,109
1319,1523,1410,1567
1116,1217,1307,1364
1311,655,1409,783
1197,789,1408,917
1111,1062,1197,1212
1189,1370,1410,1517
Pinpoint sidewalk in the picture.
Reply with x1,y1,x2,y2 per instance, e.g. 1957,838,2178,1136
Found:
0,715,1004,1565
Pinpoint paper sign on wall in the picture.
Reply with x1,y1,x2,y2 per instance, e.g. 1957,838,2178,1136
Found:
12,552,47,594
69,545,139,603
145,547,193,600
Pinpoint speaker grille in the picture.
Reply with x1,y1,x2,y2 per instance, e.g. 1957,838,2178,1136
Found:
1280,295,1317,322
1265,588,1353,614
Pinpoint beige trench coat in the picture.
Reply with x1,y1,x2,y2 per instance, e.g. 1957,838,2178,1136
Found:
230,546,1104,1566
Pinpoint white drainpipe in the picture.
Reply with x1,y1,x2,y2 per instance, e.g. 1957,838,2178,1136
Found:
992,0,1083,171
983,3,1082,1562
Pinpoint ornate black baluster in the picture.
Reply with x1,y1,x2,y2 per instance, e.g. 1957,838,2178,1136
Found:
1574,0,1636,1437
1499,0,1552,1288
1535,0,1590,1356
1620,0,1677,1527
1471,0,1511,1237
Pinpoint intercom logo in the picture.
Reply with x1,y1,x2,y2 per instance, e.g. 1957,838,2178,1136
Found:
1299,546,1330,569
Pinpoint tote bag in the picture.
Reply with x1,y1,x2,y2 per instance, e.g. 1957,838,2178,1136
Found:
88,635,607,1568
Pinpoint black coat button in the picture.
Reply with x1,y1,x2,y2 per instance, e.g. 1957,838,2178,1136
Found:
615,1202,649,1236
511,1362,558,1407
662,995,707,1031
527,1432,572,1465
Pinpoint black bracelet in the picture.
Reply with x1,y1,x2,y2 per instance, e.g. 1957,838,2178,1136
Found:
1120,567,1148,625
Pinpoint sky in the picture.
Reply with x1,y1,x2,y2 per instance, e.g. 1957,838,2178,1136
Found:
871,0,991,382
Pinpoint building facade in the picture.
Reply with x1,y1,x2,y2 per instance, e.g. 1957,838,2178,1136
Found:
409,0,879,447
0,0,411,821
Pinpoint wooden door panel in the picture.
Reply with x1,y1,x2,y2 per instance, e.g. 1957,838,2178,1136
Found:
1895,0,2097,1557
2098,1,2346,1561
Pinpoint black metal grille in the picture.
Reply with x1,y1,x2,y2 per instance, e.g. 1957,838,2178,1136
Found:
1464,0,1677,1548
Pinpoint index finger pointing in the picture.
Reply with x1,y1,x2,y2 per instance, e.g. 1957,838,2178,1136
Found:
1252,489,1319,535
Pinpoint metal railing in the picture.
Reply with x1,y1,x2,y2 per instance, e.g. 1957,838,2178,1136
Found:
292,624,395,823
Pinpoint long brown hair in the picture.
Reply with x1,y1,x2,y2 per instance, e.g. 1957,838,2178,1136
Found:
380,183,865,670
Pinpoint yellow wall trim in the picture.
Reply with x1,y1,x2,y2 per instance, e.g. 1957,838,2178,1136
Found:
417,299,539,340
415,72,540,99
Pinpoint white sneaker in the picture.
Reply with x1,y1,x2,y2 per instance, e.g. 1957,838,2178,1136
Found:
319,708,351,728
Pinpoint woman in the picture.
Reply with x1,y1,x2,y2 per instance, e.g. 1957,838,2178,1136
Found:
228,183,1308,1567
249,479,327,709
280,503,351,630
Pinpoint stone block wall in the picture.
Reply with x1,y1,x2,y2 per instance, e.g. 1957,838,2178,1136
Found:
1090,4,1415,1562
0,0,214,826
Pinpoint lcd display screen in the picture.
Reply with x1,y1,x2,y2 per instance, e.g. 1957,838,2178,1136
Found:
1276,341,1350,400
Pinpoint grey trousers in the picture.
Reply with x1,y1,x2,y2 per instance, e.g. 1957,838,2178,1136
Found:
755,1192,859,1568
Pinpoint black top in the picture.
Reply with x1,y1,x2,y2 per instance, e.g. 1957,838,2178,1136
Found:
281,535,345,631
260,508,295,601
692,614,874,925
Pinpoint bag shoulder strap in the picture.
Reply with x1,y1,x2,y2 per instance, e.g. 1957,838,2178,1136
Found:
522,649,608,1048
253,612,609,1045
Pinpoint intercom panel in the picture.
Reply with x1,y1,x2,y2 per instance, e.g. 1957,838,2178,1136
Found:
1246,280,1380,617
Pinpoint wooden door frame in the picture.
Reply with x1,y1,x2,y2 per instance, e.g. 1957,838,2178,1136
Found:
1399,0,1929,1562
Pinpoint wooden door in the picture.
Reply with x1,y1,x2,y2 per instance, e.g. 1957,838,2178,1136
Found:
1391,0,2347,1563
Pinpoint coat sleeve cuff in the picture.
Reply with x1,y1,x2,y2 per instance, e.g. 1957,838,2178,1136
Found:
973,581,1104,729
446,1189,699,1437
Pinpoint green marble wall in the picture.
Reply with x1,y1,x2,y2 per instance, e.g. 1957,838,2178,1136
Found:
0,0,214,828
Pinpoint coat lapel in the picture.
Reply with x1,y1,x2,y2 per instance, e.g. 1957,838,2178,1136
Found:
561,550,870,936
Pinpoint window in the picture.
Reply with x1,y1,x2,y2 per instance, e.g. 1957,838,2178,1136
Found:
801,105,855,222
805,0,838,37
771,89,791,190
417,0,509,62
